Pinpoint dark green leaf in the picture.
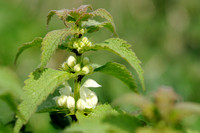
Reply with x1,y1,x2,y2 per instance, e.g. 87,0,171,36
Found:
91,8,117,36
94,62,137,92
40,28,77,69
65,104,141,133
14,68,74,133
94,38,145,90
14,37,42,64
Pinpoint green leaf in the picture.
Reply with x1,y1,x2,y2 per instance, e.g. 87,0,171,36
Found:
91,8,117,36
94,38,145,90
94,62,137,92
65,104,141,133
82,19,115,34
14,68,74,133
14,37,42,64
40,28,77,69
47,5,93,28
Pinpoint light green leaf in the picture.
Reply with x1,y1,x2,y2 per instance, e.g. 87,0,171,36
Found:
40,28,77,69
94,38,145,90
14,68,74,133
14,37,42,64
82,19,116,34
47,10,67,29
91,8,117,36
65,104,141,133
94,62,137,92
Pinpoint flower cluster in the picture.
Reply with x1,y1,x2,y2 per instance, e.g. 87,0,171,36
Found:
54,79,101,113
73,37,92,53
62,56,93,74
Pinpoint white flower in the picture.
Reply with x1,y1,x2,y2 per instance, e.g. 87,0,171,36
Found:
59,82,72,96
77,99,87,110
77,79,101,110
67,56,76,67
55,82,75,111
56,95,68,107
82,65,90,74
54,79,101,112
74,64,81,72
73,42,79,48
65,96,75,109
82,37,88,44
80,41,85,47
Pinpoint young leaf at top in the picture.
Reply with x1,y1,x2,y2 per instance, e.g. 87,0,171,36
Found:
14,68,74,133
14,37,43,64
93,38,145,90
94,62,137,92
47,5,92,28
91,8,117,36
40,28,77,69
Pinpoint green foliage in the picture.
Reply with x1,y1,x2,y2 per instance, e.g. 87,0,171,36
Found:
113,87,200,132
93,38,145,90
14,68,74,133
14,37,43,64
81,19,115,34
40,28,77,69
94,62,137,92
91,8,117,35
47,5,92,28
65,104,142,133
46,5,116,35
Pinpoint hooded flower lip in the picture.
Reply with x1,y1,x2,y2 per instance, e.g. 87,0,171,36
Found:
78,79,101,110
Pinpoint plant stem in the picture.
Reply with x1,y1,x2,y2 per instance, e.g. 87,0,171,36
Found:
74,54,83,112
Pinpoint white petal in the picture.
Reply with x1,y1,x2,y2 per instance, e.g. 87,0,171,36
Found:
67,56,76,67
77,99,87,110
74,64,81,72
79,87,98,108
59,83,72,96
56,95,68,107
85,92,98,108
66,96,75,109
82,79,101,88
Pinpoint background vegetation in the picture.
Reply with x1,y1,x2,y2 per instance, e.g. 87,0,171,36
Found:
0,0,200,132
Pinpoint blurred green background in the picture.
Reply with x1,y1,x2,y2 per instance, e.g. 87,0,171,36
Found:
0,0,200,132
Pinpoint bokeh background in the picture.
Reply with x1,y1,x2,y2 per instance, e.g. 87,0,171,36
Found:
0,0,200,132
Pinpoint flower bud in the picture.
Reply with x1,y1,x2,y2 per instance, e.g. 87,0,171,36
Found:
61,62,69,71
80,29,85,34
83,57,90,65
67,56,76,67
74,64,81,72
56,95,68,107
77,99,86,110
87,41,92,47
82,65,90,74
88,65,94,73
80,41,85,47
73,42,79,48
82,37,88,44
65,96,75,109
